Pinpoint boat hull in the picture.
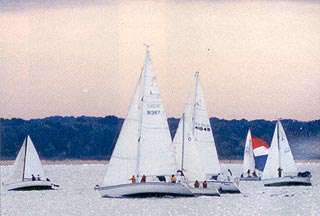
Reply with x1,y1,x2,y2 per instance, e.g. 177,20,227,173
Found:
6,181,58,191
240,176,261,181
97,182,194,198
207,180,241,194
264,176,312,187
188,187,220,196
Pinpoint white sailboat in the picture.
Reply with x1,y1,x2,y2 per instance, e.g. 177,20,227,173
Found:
96,48,193,198
262,120,312,186
173,72,240,194
240,129,260,181
4,135,58,191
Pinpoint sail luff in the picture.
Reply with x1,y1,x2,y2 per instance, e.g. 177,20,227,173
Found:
136,69,145,178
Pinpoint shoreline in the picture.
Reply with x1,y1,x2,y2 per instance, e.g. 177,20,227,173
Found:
1,159,319,166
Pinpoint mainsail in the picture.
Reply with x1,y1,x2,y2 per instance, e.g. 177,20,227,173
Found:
8,136,45,183
173,72,221,181
103,48,176,186
242,129,255,174
262,120,297,179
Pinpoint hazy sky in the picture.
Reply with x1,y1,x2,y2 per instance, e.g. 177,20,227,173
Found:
1,1,320,120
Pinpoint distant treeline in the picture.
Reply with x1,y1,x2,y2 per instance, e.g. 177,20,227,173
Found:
0,116,319,160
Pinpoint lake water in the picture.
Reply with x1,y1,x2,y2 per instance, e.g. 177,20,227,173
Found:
1,162,319,216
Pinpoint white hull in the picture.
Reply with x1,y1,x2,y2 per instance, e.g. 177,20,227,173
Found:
5,180,58,191
263,176,312,187
207,180,241,194
240,176,261,181
97,182,194,198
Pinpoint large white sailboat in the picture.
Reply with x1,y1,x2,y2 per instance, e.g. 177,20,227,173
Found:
4,135,58,191
96,48,193,198
262,120,312,186
173,72,240,194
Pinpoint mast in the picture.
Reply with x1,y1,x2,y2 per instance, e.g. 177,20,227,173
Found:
192,72,199,135
136,46,149,178
277,120,281,172
181,113,185,170
22,137,28,181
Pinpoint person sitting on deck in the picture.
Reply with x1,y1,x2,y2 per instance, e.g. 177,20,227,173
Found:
194,180,200,188
46,178,51,182
278,167,283,178
240,174,244,178
252,171,257,177
171,175,177,183
130,175,136,184
247,169,251,177
37,175,41,181
141,175,146,183
202,180,207,188
31,174,36,181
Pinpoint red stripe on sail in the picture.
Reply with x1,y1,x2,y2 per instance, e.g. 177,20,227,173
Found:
252,137,269,149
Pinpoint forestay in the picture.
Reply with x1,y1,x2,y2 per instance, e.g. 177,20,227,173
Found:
103,49,176,186
242,129,255,174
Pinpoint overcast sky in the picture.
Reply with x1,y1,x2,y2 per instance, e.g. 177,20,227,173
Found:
1,0,319,120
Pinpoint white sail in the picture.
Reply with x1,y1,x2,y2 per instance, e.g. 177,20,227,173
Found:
242,129,255,174
8,139,26,183
173,112,205,181
262,120,297,180
24,136,45,180
137,49,176,176
173,72,221,181
103,48,176,186
8,136,45,183
102,72,142,186
192,72,221,175
278,121,297,176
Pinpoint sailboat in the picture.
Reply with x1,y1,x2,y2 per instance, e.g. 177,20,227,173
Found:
262,120,312,186
4,135,58,191
96,48,193,198
172,72,240,194
240,129,268,181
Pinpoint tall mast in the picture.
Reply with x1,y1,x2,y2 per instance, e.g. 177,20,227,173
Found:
192,72,199,135
136,46,149,178
277,120,281,170
22,136,28,181
181,113,185,170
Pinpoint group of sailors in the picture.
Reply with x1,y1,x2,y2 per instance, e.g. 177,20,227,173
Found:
31,174,50,182
240,169,258,178
129,174,208,189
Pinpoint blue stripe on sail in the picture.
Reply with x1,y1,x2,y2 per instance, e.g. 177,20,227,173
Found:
254,155,268,171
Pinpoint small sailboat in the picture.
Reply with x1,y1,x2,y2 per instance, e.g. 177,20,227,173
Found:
4,135,58,191
262,120,312,186
173,72,239,194
96,48,193,198
240,129,268,181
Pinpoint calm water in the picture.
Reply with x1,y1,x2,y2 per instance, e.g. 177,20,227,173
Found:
1,163,319,216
